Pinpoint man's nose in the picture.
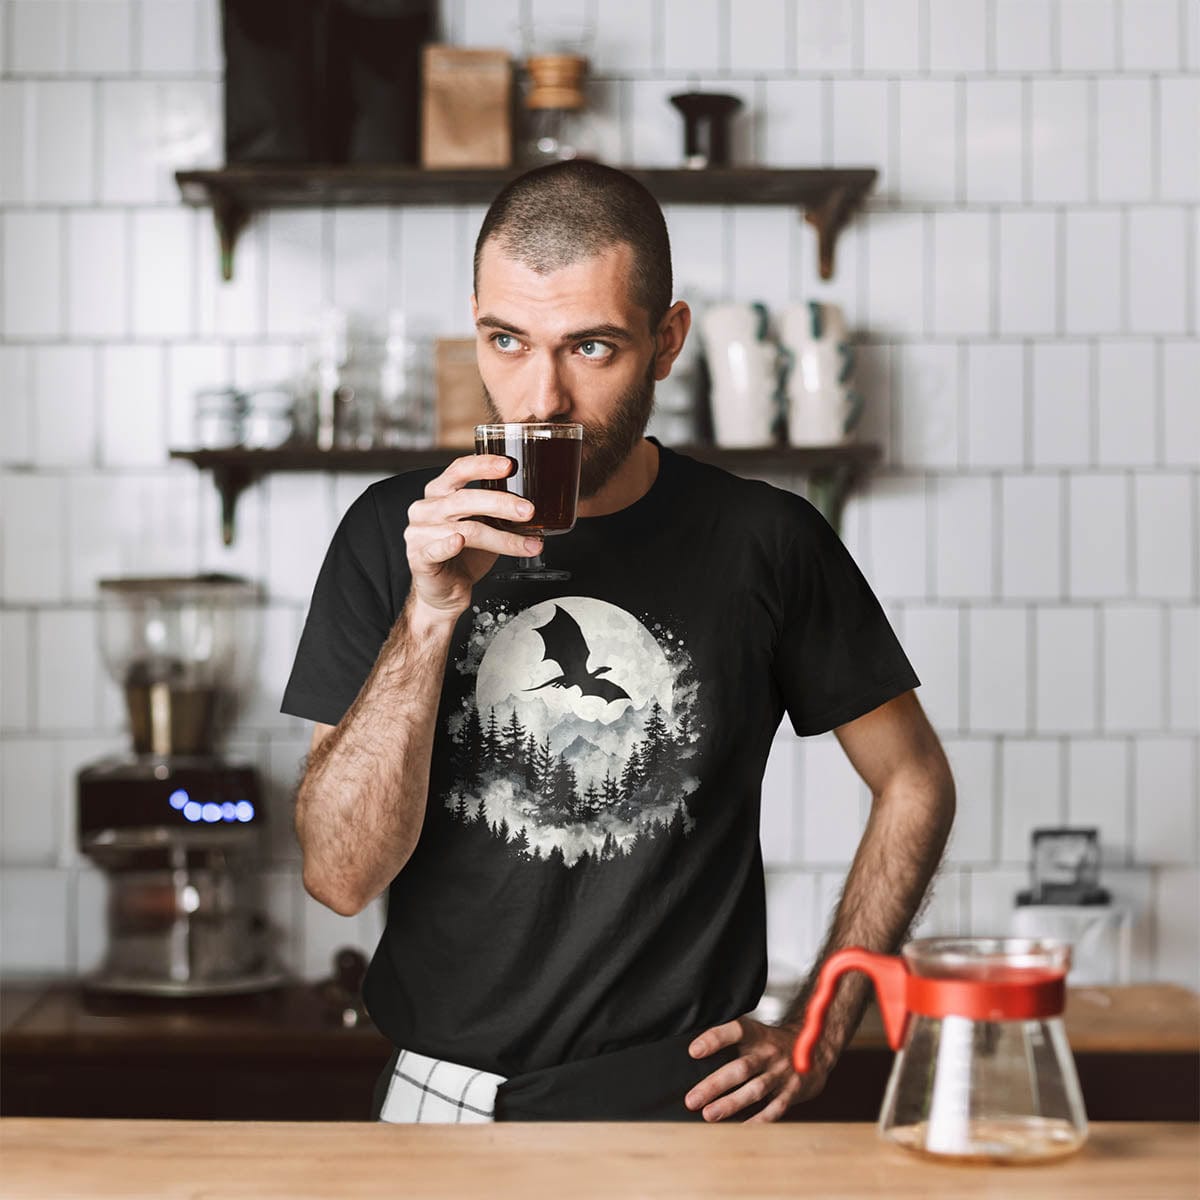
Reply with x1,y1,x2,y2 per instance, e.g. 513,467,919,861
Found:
525,351,572,421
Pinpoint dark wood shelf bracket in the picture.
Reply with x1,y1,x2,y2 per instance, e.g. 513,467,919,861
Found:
804,184,856,281
213,195,249,283
211,462,262,546
807,458,860,534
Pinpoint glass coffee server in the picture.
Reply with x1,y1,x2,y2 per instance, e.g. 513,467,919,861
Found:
792,938,1089,1164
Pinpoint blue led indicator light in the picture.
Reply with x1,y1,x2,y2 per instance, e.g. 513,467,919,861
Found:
220,801,237,822
235,800,254,822
183,801,202,822
201,802,222,823
168,789,189,810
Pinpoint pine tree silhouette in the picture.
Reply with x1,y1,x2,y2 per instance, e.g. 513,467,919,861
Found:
511,824,530,858
601,768,619,808
535,735,554,799
629,820,649,854
579,778,601,820
551,756,579,818
674,709,694,755
563,762,579,815
496,816,510,844
502,709,526,771
453,793,469,824
483,707,500,765
460,699,484,789
643,700,669,777
620,744,643,797
473,796,488,828
523,730,539,790
669,798,686,839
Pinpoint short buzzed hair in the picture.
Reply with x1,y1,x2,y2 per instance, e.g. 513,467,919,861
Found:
473,161,673,331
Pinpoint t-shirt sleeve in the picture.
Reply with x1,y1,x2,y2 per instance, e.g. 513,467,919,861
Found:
772,499,920,737
280,483,404,727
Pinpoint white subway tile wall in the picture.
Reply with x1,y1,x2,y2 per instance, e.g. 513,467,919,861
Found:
0,0,1195,990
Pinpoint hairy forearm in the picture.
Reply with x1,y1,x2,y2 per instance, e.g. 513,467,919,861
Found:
779,771,955,1060
295,592,459,915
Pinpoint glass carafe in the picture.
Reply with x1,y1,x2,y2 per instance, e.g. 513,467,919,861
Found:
792,939,1088,1164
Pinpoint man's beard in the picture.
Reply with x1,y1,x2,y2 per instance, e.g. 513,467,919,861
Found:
482,358,656,499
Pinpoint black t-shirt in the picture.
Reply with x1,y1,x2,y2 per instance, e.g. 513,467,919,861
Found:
281,438,919,1077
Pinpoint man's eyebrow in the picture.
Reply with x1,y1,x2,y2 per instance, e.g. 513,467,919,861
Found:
476,314,529,336
562,323,635,343
475,315,635,343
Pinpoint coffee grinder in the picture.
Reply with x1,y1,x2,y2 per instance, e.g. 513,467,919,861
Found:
77,574,285,996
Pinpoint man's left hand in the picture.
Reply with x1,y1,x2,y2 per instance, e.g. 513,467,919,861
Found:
683,1016,832,1123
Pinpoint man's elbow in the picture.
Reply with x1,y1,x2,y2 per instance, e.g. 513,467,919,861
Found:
302,865,366,917
884,754,956,836
925,756,957,842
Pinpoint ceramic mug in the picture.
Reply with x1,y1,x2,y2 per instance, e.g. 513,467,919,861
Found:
779,301,863,446
698,302,786,448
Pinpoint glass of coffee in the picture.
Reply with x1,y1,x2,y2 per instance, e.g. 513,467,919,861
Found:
473,421,583,581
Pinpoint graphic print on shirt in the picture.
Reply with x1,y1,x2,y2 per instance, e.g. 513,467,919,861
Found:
442,596,706,871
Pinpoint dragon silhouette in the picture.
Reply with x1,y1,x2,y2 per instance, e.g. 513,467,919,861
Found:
523,605,632,705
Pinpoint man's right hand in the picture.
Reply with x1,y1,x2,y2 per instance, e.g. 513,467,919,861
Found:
404,454,543,619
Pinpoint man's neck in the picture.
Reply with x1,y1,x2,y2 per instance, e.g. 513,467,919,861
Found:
577,438,660,518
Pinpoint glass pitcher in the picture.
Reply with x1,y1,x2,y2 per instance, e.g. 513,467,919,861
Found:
792,938,1088,1164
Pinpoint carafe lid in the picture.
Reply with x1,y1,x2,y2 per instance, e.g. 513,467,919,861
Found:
902,937,1071,981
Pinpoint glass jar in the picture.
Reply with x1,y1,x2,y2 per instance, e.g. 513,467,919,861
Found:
240,387,295,449
194,387,243,449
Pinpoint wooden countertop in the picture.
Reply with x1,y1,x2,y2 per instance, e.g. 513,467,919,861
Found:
1,1119,1196,1199
0,978,389,1057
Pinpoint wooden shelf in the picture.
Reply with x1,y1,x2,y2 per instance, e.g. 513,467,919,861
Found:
169,442,882,546
175,165,878,282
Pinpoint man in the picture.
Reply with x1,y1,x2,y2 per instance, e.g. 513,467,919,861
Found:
281,161,955,1124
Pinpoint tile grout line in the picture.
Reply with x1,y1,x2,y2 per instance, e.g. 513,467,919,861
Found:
1123,732,1135,868
1025,600,1035,735
1057,732,1068,822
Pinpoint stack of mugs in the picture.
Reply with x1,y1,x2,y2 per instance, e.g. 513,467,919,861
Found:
698,301,864,448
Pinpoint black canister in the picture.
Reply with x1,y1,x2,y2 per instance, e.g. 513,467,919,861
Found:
669,92,744,168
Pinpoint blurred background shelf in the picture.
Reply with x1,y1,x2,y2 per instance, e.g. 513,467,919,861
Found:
176,165,878,282
169,442,883,546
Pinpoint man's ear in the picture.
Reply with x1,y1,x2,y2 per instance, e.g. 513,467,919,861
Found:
653,300,692,381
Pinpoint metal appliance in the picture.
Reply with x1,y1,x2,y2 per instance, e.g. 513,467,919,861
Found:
77,574,284,996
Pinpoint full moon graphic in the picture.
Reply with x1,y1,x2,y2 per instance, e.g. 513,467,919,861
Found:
476,597,673,731
443,596,702,868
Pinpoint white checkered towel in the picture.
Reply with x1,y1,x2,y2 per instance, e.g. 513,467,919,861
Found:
378,1048,507,1123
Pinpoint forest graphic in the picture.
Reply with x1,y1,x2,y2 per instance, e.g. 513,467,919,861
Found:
439,597,706,875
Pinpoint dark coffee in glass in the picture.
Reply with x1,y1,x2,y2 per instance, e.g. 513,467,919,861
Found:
474,422,583,581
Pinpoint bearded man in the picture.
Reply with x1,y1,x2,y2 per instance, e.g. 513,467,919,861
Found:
282,161,955,1124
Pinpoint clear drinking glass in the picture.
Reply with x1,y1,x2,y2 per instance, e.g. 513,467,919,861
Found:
473,422,583,582
879,938,1088,1164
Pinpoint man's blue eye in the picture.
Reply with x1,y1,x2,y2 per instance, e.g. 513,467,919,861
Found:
579,341,610,358
495,333,515,350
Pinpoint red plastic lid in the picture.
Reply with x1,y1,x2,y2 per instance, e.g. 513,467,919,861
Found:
907,971,1066,1021
792,946,1069,1075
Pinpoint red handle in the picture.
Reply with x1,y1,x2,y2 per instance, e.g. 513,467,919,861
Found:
791,947,910,1074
